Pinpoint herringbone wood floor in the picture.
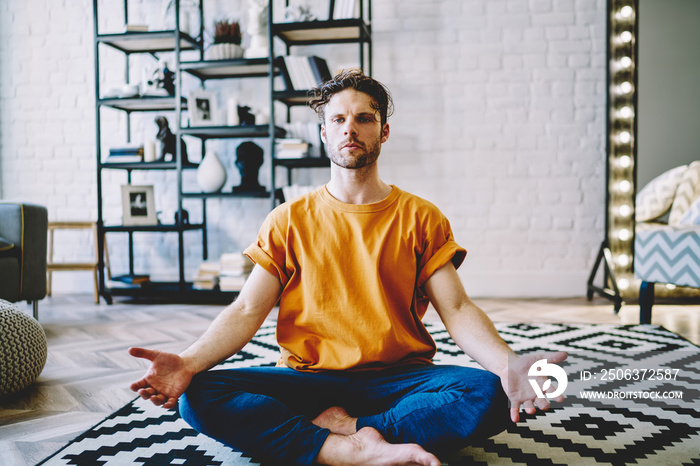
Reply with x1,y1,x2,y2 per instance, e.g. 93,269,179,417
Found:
1,294,698,465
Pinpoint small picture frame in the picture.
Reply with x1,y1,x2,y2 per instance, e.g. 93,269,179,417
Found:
121,185,157,226
188,90,218,127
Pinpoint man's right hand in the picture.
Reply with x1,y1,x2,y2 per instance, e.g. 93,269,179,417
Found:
129,347,194,409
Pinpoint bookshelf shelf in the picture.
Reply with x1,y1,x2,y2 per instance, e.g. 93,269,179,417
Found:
97,30,200,54
98,96,187,112
274,90,313,106
180,124,286,139
273,157,331,169
180,58,271,79
182,191,271,199
102,223,205,233
100,161,182,170
272,19,371,45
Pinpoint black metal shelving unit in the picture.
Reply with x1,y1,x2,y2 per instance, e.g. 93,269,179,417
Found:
93,0,212,304
92,0,372,304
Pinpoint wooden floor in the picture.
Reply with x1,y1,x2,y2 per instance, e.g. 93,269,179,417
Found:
0,294,698,465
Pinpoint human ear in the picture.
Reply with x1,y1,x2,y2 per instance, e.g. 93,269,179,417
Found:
381,123,390,144
320,124,327,144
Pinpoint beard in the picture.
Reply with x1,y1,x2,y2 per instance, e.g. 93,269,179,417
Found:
326,134,382,169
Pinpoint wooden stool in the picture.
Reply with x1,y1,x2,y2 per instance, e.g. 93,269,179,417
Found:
47,222,110,303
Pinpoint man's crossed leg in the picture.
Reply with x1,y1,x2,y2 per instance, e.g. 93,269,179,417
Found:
179,364,509,465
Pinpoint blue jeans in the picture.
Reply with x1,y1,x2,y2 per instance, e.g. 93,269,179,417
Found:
179,364,509,465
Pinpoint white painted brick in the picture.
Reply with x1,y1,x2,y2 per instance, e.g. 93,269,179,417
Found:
554,0,576,12
505,40,548,55
530,0,553,13
561,189,584,205
532,12,575,26
491,13,530,29
575,0,598,11
550,40,592,53
461,1,486,15
545,26,568,40
569,53,591,68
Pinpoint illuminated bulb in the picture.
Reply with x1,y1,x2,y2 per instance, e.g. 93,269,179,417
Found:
618,278,630,290
618,131,632,143
616,254,630,267
620,5,634,18
618,228,631,241
619,31,633,43
618,204,632,217
620,81,633,94
666,284,677,290
619,56,632,68
618,155,632,168
618,180,631,192
619,106,633,118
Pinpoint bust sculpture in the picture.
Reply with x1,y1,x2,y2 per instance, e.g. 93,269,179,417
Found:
232,141,265,193
244,0,268,58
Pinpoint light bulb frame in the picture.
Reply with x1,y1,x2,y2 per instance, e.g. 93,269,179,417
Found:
587,0,639,311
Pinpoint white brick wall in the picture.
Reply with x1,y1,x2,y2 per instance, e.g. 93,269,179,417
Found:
0,0,606,298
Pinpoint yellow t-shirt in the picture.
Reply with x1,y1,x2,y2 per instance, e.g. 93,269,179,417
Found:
244,185,466,372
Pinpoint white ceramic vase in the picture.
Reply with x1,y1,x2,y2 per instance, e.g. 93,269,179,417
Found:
208,43,244,60
197,151,227,192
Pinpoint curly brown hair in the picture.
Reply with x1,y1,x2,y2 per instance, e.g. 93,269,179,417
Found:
308,69,394,126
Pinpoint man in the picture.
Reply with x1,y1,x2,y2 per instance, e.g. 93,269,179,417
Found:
130,70,566,466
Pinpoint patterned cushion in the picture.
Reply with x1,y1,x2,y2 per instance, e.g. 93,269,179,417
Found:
635,223,700,288
636,165,687,222
678,195,700,225
669,160,700,225
0,299,47,398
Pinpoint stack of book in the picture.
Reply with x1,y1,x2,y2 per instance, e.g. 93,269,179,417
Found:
219,252,254,292
110,274,150,288
276,55,332,91
192,261,220,290
105,145,144,163
124,24,149,32
332,0,359,19
276,138,310,159
281,122,324,157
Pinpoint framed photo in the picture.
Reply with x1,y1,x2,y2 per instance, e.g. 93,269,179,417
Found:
121,185,157,226
188,90,218,127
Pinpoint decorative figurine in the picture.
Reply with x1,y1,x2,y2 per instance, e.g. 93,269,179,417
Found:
237,106,256,126
232,141,265,193
244,0,269,58
284,4,316,22
155,116,190,164
141,59,175,96
174,209,189,225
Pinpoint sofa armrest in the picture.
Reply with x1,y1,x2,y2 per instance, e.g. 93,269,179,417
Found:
0,203,48,301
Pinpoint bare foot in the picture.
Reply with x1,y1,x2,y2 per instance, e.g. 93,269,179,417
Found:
316,427,440,466
312,406,357,435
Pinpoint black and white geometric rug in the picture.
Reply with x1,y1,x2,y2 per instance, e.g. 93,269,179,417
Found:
40,322,700,465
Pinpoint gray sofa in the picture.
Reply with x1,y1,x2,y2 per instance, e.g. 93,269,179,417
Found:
0,202,48,319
